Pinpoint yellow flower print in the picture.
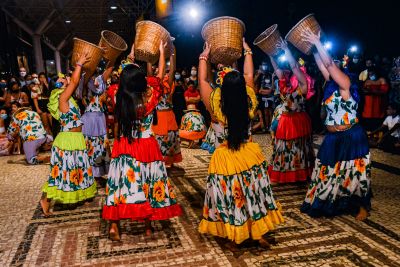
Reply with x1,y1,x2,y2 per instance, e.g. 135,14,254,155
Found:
343,112,349,124
25,125,32,131
343,177,351,188
355,158,366,173
16,112,27,120
70,169,79,185
319,166,327,181
27,136,37,141
232,179,245,209
243,176,250,187
87,167,93,177
334,162,341,176
126,168,136,183
220,179,227,194
119,194,127,204
203,205,209,219
153,180,165,202
143,183,149,198
325,94,335,104
51,165,59,179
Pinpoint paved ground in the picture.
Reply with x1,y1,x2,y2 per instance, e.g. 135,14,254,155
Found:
0,134,399,267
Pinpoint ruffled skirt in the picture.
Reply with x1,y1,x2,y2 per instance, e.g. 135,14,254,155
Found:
301,124,372,217
199,142,284,244
42,132,97,204
102,136,182,221
179,111,207,141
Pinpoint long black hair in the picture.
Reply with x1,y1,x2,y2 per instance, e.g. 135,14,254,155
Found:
115,64,147,142
220,71,249,150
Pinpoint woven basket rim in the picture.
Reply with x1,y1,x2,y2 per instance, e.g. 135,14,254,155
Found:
201,16,246,39
135,20,169,34
100,30,128,51
73,37,105,51
253,24,278,45
285,13,315,40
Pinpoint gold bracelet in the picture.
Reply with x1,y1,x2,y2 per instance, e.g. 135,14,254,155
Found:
199,56,208,61
244,49,253,56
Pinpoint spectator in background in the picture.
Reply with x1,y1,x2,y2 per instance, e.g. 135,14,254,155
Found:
0,78,7,108
254,66,274,133
359,58,374,82
31,72,53,137
361,67,389,130
369,103,400,154
185,66,198,87
7,102,52,164
18,67,27,87
4,80,29,108
0,107,13,156
172,71,186,127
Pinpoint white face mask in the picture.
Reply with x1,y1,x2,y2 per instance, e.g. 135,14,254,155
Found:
265,79,271,84
32,78,39,84
175,74,181,80
191,70,197,76
20,71,26,77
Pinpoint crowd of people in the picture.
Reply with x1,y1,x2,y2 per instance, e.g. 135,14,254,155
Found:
0,26,399,250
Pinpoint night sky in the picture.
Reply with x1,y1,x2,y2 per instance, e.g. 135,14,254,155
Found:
160,0,398,68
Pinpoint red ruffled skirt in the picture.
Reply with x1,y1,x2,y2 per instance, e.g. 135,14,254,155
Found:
275,111,311,140
103,136,182,221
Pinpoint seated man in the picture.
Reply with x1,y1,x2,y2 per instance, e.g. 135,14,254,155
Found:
368,103,400,154
7,102,52,164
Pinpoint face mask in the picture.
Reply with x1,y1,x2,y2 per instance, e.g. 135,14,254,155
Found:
265,79,271,84
191,70,197,76
26,80,32,85
0,114,8,120
369,75,376,81
20,72,26,77
353,58,359,64
175,74,181,80
32,78,39,84
0,82,6,88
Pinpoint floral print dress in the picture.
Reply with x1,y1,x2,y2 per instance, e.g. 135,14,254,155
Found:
7,109,47,142
199,84,284,244
82,75,109,177
301,82,371,217
43,91,96,204
179,109,207,141
268,85,314,183
102,77,182,221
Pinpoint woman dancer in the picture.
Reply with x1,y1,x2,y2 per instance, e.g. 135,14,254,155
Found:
102,42,182,241
81,60,114,183
198,41,283,249
300,29,371,220
41,53,97,215
268,40,314,183
151,48,182,168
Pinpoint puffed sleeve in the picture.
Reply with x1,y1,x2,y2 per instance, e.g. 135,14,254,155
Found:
144,76,163,116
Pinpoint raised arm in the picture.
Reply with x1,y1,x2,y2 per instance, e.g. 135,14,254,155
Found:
269,56,283,80
102,57,115,82
313,52,330,81
59,53,90,112
243,38,255,88
168,45,176,87
302,29,351,99
198,42,213,113
157,41,166,80
278,39,307,95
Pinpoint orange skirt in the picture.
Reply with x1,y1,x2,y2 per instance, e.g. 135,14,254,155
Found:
152,109,178,136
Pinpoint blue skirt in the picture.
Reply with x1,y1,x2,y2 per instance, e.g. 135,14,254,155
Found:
318,124,369,167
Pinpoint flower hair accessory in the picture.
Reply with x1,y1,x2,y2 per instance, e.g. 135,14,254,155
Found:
118,59,141,74
215,66,235,86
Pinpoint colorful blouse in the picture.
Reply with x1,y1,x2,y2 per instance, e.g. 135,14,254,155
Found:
85,75,107,113
59,99,83,132
278,80,306,113
156,78,174,111
7,109,46,141
324,90,358,126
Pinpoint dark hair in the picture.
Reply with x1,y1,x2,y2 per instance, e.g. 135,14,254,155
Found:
388,103,399,114
38,72,51,97
115,64,147,143
8,80,20,89
11,101,22,108
220,71,249,150
187,80,195,87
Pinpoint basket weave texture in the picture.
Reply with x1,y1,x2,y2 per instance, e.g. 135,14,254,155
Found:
253,24,282,56
71,38,104,79
285,14,321,55
134,21,171,64
98,30,128,62
201,16,245,65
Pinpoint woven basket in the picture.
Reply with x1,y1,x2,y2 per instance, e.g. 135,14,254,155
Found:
134,20,171,64
98,30,128,62
253,24,282,57
201,16,245,65
71,38,104,80
285,14,321,55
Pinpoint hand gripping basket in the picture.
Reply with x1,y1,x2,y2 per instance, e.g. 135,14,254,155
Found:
285,14,321,55
201,16,246,65
134,20,171,64
253,24,282,57
98,30,128,62
71,38,104,81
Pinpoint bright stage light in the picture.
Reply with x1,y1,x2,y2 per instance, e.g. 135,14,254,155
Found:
189,8,199,18
350,45,358,52
161,0,167,3
65,19,71,23
279,55,287,62
324,41,332,50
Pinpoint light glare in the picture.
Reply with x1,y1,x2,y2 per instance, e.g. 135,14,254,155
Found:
324,41,332,50
189,8,198,18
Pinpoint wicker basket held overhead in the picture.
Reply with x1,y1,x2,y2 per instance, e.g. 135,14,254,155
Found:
134,20,171,64
253,24,282,57
201,16,245,65
98,30,128,62
285,14,321,55
71,38,104,80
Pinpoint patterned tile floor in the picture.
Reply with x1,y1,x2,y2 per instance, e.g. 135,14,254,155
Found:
0,134,399,266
